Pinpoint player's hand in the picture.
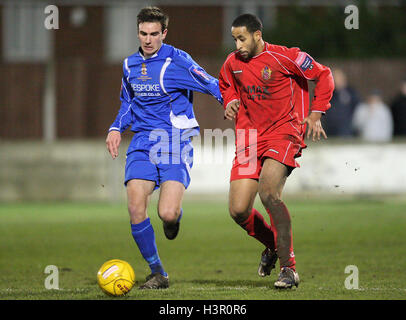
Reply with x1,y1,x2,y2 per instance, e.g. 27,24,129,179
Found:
224,100,240,120
301,112,327,142
106,130,121,159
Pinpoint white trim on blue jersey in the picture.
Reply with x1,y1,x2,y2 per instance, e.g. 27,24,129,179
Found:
109,43,223,135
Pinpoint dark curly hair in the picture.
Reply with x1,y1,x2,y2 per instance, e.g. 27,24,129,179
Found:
232,13,262,33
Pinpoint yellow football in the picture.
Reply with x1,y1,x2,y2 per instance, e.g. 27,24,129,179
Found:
97,259,135,296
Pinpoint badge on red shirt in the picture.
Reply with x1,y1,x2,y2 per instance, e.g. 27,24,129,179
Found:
295,52,314,71
261,66,272,81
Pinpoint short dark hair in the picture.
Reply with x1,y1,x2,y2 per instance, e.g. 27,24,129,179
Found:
137,6,169,32
232,13,263,33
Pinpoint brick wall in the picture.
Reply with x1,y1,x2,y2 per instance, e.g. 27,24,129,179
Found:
1,4,405,140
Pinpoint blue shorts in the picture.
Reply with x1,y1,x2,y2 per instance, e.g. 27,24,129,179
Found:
124,142,193,190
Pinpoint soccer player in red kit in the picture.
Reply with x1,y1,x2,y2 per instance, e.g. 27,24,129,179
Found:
219,14,334,289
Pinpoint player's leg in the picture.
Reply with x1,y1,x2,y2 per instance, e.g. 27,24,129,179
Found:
229,178,258,224
229,178,277,276
158,180,185,240
258,158,294,268
156,140,193,240
127,179,169,289
127,178,155,224
258,158,299,288
230,148,279,277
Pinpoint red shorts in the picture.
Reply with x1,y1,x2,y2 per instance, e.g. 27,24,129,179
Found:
230,137,304,182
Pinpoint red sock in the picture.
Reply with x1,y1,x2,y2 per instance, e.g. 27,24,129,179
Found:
265,204,296,271
238,208,276,251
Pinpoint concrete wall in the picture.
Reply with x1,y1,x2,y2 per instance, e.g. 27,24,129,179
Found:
1,139,405,202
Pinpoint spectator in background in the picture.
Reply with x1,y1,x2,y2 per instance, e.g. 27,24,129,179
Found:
390,78,406,136
323,68,360,137
352,90,393,142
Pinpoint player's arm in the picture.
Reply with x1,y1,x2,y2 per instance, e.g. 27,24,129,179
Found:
294,51,334,141
300,58,334,141
302,111,327,141
281,48,334,141
106,61,134,159
219,55,240,120
168,52,223,104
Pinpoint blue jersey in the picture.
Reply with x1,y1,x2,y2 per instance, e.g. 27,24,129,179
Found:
109,43,223,154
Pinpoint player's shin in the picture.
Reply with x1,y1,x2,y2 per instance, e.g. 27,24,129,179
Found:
265,203,296,270
130,218,167,276
237,208,276,251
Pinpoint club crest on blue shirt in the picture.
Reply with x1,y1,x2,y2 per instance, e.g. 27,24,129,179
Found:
138,63,152,81
261,66,272,81
141,63,147,75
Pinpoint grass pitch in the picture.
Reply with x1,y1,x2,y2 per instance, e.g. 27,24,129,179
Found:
1,197,406,300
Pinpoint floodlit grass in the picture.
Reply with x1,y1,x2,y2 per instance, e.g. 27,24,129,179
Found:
0,197,405,300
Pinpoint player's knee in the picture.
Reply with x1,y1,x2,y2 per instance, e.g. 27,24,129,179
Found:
229,204,250,224
127,203,147,224
258,187,282,208
158,208,179,224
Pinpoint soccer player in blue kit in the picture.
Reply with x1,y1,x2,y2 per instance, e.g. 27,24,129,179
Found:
105,7,223,289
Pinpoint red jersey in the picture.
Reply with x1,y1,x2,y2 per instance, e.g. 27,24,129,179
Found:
219,42,334,153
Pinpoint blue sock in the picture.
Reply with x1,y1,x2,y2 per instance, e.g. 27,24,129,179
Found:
177,209,183,223
131,218,167,277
